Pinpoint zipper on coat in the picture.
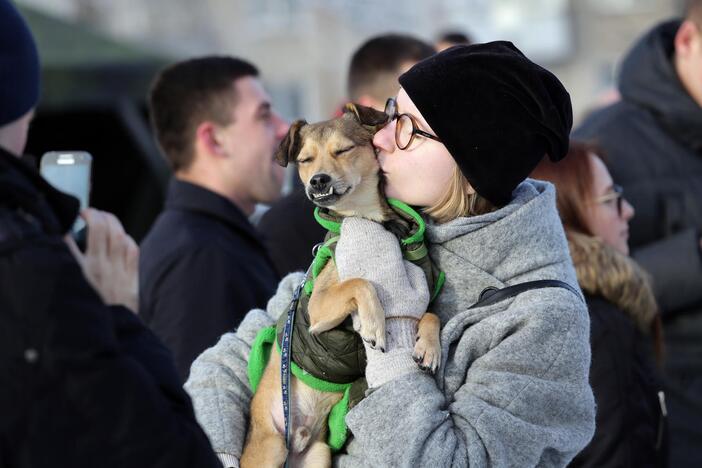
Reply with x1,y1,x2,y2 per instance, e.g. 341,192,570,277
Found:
656,390,667,450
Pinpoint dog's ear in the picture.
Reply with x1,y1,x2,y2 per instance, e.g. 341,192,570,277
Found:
274,119,307,167
343,103,388,132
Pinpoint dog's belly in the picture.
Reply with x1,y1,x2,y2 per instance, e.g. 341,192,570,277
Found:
269,377,343,452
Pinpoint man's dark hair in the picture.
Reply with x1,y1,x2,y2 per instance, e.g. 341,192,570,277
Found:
347,34,435,102
148,56,258,171
437,30,473,46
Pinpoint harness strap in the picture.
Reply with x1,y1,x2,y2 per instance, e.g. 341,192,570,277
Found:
303,235,339,296
280,275,306,465
471,279,583,309
402,242,428,262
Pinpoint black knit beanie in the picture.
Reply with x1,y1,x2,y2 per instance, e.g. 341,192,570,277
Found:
0,0,40,126
399,41,572,206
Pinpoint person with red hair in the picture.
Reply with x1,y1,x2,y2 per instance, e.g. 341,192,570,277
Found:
532,141,668,467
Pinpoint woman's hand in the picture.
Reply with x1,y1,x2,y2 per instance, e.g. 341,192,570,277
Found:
335,217,430,388
65,208,139,314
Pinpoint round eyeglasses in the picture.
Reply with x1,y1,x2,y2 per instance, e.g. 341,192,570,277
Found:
384,97,442,150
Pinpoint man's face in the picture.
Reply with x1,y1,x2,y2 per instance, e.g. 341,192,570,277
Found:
0,109,33,156
218,77,288,205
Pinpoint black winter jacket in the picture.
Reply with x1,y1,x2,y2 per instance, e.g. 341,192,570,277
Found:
139,179,279,382
571,295,667,468
0,147,220,468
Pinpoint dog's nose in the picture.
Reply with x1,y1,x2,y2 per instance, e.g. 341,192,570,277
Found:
309,173,332,191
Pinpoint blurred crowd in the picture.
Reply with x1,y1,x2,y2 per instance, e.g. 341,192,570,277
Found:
1,0,702,467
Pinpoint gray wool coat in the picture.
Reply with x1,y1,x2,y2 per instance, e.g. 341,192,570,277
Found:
185,180,596,468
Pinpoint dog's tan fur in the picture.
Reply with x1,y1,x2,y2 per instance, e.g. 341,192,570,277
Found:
241,105,441,468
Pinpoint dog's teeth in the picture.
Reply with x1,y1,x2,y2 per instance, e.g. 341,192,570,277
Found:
310,187,335,199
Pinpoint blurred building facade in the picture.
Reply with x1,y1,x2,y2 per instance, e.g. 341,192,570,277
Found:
19,0,680,123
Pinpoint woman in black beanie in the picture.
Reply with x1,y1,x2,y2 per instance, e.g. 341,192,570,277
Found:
185,41,597,467
329,41,596,466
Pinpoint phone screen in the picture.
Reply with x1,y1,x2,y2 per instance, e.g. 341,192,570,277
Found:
40,152,92,233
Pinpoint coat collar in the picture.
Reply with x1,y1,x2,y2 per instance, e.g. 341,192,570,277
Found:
0,146,78,235
568,231,658,334
165,178,264,247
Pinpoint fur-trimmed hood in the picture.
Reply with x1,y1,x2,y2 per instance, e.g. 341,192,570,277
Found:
568,231,659,334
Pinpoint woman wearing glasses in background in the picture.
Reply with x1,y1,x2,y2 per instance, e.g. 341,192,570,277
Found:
532,142,668,468
186,42,596,467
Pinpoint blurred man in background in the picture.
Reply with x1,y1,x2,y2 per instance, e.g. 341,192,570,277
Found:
435,30,473,51
574,1,702,465
0,1,220,465
140,57,288,381
258,33,435,277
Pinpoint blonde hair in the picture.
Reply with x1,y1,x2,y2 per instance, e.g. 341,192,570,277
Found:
423,165,497,224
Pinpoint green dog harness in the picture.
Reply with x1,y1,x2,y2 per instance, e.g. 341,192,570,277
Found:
248,199,444,451
304,198,445,299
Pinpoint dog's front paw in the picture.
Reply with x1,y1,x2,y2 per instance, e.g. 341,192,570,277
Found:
358,314,386,353
413,334,441,373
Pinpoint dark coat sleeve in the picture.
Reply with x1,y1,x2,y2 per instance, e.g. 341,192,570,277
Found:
632,228,702,316
146,245,264,381
2,240,220,468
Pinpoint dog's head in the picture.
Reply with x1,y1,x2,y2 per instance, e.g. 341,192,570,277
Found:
275,104,388,213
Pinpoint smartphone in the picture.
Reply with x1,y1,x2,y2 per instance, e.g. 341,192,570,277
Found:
40,151,92,234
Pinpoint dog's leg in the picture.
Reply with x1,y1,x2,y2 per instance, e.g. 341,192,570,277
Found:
308,275,386,351
299,440,332,468
413,312,442,373
241,433,287,468
242,353,288,468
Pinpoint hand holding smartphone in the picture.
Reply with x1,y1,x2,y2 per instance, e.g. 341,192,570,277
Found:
65,208,140,314
39,151,92,237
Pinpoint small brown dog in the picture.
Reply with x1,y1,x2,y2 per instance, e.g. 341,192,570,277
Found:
241,104,441,468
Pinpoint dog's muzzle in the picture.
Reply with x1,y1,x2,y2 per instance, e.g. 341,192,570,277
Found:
306,173,349,206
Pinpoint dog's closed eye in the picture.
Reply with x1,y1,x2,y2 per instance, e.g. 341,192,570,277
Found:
298,156,313,164
334,145,355,156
